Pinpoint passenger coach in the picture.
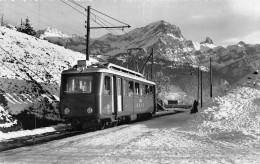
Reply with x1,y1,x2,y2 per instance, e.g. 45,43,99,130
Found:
60,60,156,129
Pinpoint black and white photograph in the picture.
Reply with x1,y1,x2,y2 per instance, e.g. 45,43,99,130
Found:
0,0,260,163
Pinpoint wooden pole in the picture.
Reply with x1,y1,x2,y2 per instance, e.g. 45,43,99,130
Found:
200,70,203,108
210,58,213,98
151,48,153,81
197,66,200,102
86,6,90,61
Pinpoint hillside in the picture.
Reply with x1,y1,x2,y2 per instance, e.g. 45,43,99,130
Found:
0,26,97,131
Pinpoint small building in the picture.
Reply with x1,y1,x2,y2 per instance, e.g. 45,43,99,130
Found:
168,100,178,105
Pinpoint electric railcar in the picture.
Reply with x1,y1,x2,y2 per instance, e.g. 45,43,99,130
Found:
59,60,156,129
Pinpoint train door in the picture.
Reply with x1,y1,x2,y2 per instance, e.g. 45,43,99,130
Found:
128,81,134,114
117,77,123,112
144,84,154,112
122,79,134,114
102,75,114,115
134,82,139,113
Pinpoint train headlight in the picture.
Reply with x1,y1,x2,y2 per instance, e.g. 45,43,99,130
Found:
87,107,93,114
77,66,85,72
64,108,70,115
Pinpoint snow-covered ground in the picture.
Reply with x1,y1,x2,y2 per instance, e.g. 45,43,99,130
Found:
0,123,66,141
1,83,260,163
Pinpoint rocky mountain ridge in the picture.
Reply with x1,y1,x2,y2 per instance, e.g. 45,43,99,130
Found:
39,20,215,63
38,20,260,87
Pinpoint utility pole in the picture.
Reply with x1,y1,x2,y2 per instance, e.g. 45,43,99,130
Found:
200,70,203,108
85,6,90,61
210,57,212,98
151,48,154,81
197,66,200,102
84,6,130,61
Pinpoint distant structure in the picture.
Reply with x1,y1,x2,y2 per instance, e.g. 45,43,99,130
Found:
168,100,178,105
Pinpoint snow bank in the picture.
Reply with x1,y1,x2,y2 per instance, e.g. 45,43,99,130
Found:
196,87,260,138
0,106,17,128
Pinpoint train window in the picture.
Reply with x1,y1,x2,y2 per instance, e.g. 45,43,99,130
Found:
135,82,139,95
145,85,150,95
104,76,111,94
123,79,128,96
150,85,154,95
128,81,134,96
65,76,92,93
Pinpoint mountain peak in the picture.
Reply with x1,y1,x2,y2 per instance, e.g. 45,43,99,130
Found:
154,20,169,25
237,41,246,46
37,27,71,39
147,20,184,39
200,37,214,44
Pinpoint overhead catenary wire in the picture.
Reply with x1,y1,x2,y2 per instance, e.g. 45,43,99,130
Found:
60,0,134,59
91,7,130,27
61,0,130,31
90,12,117,29
90,12,120,36
60,0,88,18
68,0,129,27
68,0,87,10
89,12,133,44
59,0,125,37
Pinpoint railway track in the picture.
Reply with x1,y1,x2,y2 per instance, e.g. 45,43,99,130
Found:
0,109,182,152
0,128,83,152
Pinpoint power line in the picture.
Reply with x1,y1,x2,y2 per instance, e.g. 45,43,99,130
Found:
59,1,130,39
91,7,130,26
59,0,118,37
90,12,120,36
68,0,87,10
60,0,88,18
89,11,133,43
91,12,116,28
89,14,116,35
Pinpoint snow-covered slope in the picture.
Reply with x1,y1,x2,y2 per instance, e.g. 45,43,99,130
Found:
191,70,260,138
0,26,97,130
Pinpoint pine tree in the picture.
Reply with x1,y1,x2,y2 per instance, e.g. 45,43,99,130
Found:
17,17,36,36
0,14,7,26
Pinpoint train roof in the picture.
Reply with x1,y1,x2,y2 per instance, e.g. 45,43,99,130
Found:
62,60,155,85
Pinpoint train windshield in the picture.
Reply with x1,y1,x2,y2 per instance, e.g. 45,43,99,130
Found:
65,76,93,94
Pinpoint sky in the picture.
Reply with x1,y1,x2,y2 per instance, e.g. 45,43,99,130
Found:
1,0,260,46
